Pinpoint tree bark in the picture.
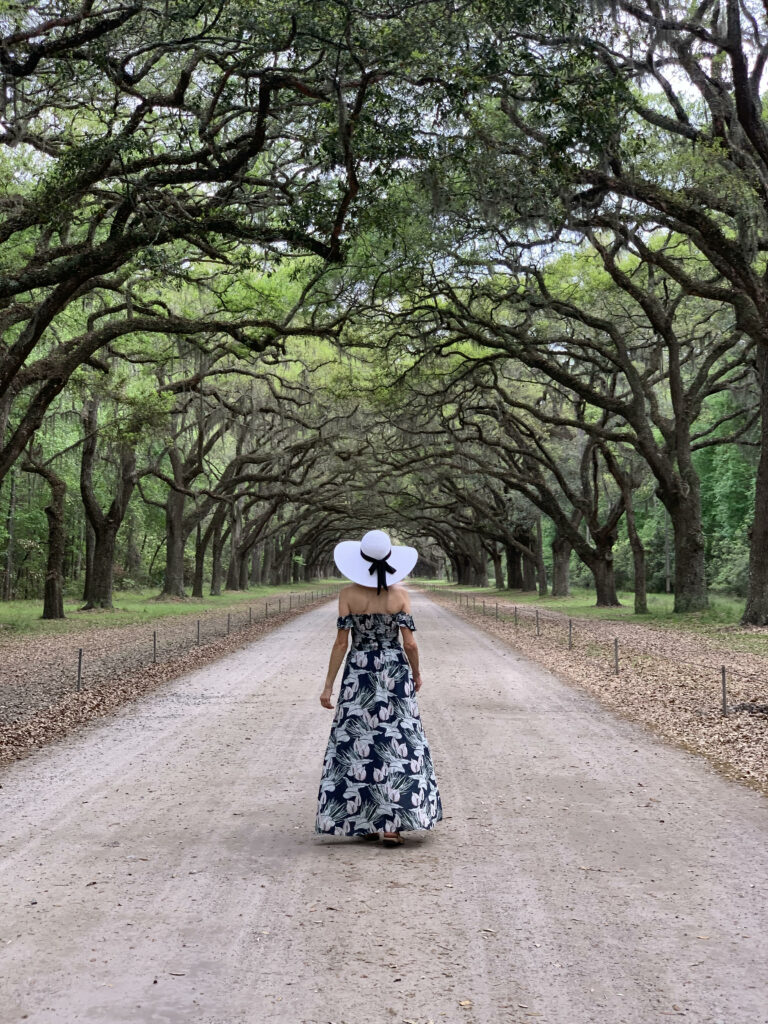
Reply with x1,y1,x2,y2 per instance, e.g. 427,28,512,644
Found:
743,344,768,624
160,450,187,598
79,400,137,610
665,483,708,612
625,492,648,615
491,547,503,589
250,545,263,586
519,529,537,592
82,520,95,602
505,543,522,589
23,458,66,618
535,518,547,597
225,503,243,590
193,523,206,599
588,547,620,607
2,469,16,600
551,534,571,597
210,521,226,597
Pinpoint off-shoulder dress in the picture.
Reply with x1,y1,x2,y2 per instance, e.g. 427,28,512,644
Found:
315,611,443,836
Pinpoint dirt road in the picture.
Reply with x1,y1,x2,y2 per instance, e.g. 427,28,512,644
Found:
2,593,767,1024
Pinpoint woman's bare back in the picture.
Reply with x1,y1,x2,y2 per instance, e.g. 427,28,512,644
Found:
339,582,411,616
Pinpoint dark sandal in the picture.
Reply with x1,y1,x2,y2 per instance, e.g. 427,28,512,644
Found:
359,832,380,842
382,832,404,847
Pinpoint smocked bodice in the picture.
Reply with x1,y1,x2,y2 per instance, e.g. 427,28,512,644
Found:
336,612,416,652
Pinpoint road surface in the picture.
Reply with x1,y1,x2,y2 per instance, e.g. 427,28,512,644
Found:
1,592,767,1024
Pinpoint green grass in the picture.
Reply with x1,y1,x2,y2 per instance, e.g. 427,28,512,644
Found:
0,580,341,638
412,579,768,656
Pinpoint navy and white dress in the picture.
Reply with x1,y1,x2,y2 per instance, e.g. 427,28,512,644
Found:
315,612,443,836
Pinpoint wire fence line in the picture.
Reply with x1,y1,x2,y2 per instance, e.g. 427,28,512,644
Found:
67,586,342,693
421,585,768,719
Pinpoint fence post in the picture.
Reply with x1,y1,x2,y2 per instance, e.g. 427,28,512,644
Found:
279,598,282,613
289,595,292,610
495,602,498,620
153,630,157,664
77,648,83,692
197,619,201,645
249,606,252,626
614,638,619,675
482,599,485,615
227,612,231,635
721,666,728,716
514,605,518,627
265,601,268,618
568,618,573,650
535,609,540,636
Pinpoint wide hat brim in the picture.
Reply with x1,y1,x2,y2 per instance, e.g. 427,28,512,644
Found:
333,540,418,588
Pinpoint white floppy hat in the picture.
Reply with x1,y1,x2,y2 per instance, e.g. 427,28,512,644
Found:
333,530,418,593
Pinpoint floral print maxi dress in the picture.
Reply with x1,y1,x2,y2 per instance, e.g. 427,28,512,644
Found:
315,612,443,836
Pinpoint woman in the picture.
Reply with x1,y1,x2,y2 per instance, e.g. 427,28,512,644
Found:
316,529,442,846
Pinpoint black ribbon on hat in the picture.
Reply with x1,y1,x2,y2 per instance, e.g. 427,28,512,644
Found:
361,549,396,594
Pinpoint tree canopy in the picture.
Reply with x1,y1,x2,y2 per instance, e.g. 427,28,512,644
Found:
2,0,768,625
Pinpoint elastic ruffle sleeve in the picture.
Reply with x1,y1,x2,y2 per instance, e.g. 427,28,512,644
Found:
395,611,416,632
336,614,355,630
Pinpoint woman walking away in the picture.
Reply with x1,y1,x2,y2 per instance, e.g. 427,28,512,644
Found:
316,530,442,847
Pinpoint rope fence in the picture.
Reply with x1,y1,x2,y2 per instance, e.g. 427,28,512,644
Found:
70,586,341,694
422,585,768,719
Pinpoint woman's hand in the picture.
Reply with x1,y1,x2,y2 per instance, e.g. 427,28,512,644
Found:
320,687,334,709
413,672,423,692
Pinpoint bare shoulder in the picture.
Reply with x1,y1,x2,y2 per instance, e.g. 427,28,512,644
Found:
338,584,355,615
390,584,411,612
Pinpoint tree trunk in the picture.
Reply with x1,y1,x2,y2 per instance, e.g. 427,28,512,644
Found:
535,518,547,597
225,503,242,590
83,520,95,602
505,543,521,589
23,458,66,619
551,534,571,597
193,523,206,599
261,537,274,587
666,484,708,612
589,547,621,607
2,469,16,600
239,548,250,590
519,530,537,592
743,344,768,624
210,522,226,597
79,400,137,610
88,527,118,609
491,548,503,589
161,484,187,597
625,494,648,615
124,516,142,578
250,545,263,586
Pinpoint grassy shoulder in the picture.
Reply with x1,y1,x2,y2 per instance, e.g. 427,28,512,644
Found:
0,580,341,639
412,579,768,657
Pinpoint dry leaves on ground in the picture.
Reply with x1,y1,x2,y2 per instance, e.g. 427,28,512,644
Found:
426,592,768,794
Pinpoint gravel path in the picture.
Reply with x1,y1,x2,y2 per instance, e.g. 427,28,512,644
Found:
427,590,768,792
1,593,767,1024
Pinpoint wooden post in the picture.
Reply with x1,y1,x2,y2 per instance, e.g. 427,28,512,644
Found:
721,666,728,716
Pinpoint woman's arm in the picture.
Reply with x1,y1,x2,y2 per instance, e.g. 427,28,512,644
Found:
397,587,422,690
320,590,351,709
401,627,422,691
320,630,349,708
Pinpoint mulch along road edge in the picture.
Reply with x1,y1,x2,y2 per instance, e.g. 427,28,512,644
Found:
0,600,331,769
422,589,768,797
